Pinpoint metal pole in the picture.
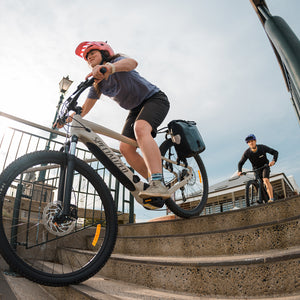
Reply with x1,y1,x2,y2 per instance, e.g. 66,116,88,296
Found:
48,93,65,142
38,92,65,181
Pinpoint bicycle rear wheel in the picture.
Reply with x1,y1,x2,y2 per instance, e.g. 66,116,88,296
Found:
245,180,260,206
0,151,118,286
160,139,208,218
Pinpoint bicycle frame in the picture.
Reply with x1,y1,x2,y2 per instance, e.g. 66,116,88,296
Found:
68,114,193,206
243,164,269,205
254,173,263,203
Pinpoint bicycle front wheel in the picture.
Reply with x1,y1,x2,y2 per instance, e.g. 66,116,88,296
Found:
0,151,118,286
245,180,260,206
160,139,208,218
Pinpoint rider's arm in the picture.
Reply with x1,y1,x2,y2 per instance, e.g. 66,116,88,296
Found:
269,148,278,167
238,151,248,174
87,57,138,81
80,97,98,117
269,147,278,163
106,57,138,74
264,145,278,166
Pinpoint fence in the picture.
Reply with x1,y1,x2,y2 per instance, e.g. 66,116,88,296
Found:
0,111,135,224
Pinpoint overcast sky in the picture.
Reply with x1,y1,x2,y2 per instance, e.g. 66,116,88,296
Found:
1,0,299,221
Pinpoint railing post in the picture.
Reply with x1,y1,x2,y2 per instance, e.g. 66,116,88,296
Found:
11,182,23,250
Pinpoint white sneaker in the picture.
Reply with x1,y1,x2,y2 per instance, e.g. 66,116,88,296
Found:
139,180,171,199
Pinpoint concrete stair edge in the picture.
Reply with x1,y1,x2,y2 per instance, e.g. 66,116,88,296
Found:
47,274,300,300
2,272,56,300
77,276,300,300
98,248,300,297
57,246,300,297
117,196,300,237
64,245,300,267
93,216,300,257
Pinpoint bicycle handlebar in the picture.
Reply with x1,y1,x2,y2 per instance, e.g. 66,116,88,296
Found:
56,67,107,126
240,164,269,176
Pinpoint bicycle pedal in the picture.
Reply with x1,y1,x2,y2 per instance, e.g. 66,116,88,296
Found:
143,197,165,210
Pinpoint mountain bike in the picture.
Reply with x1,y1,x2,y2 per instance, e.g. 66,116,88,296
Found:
240,164,270,206
0,70,208,286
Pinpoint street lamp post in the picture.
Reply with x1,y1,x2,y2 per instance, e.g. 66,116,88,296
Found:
38,76,73,181
47,76,73,143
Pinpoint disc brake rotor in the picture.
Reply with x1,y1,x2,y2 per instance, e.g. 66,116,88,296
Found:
42,202,76,236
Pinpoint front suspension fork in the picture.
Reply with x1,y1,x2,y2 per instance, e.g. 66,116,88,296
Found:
55,135,78,223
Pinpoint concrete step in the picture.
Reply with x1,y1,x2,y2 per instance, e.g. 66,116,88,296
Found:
2,272,300,300
57,245,300,298
0,256,17,300
91,215,300,256
2,270,300,300
99,246,300,298
1,196,299,299
2,272,56,300
116,196,300,238
43,275,203,300
52,275,300,300
0,272,17,300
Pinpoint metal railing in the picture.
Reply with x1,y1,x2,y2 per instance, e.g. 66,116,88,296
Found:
0,111,135,223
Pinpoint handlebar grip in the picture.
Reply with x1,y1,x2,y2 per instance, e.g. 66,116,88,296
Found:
100,67,107,74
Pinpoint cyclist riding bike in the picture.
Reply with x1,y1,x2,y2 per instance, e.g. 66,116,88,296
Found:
237,134,279,203
57,41,170,205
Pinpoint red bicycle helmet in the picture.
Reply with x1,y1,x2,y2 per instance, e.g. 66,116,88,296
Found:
75,41,114,60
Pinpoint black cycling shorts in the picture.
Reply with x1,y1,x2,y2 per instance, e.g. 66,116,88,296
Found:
258,166,270,179
121,91,170,140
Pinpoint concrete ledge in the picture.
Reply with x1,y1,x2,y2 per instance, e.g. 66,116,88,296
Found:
57,246,300,297
118,196,300,237
3,274,56,300
98,247,300,297
108,246,300,267
107,216,300,256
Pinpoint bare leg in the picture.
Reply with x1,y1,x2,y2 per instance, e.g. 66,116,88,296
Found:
119,142,148,179
134,120,162,175
263,178,274,199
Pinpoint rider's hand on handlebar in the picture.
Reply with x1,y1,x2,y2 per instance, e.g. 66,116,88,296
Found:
54,113,75,129
53,119,64,129
85,65,110,83
269,160,275,167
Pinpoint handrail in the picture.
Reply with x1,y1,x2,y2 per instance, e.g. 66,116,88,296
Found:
0,111,66,138
0,111,121,154
0,110,135,223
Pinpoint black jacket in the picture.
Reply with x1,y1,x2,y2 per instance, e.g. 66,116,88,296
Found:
238,144,278,172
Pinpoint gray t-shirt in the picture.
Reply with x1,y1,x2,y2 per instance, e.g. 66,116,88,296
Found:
87,56,159,110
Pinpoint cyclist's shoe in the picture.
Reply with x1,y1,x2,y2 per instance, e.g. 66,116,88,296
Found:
143,197,165,210
139,180,171,199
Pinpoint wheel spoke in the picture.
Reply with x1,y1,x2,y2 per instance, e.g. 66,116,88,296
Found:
160,139,208,218
0,151,117,286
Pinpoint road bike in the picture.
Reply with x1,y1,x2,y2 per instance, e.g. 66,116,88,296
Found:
0,71,208,286
240,165,271,206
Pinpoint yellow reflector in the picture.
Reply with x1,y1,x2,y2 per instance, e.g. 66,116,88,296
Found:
92,224,101,247
198,170,202,183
